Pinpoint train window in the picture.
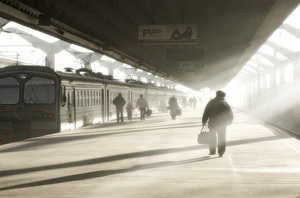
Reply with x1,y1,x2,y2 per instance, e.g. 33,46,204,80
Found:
83,91,86,107
95,92,97,106
76,91,80,108
91,91,93,106
92,91,94,106
86,91,88,106
90,91,92,106
99,91,101,105
80,91,83,107
93,91,96,106
90,91,94,106
97,91,100,106
87,91,90,106
81,91,84,107
24,77,55,104
90,91,93,106
0,76,19,104
100,91,102,105
89,91,91,106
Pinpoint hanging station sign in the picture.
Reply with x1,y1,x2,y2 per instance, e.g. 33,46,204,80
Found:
179,61,206,70
138,24,197,44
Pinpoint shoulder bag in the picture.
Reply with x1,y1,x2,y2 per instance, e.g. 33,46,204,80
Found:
197,126,212,144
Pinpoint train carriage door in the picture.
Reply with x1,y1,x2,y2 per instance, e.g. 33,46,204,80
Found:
106,89,110,121
101,89,105,122
67,87,76,129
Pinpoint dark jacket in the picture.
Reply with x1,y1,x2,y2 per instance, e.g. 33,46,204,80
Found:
113,95,126,109
202,97,233,129
168,96,178,111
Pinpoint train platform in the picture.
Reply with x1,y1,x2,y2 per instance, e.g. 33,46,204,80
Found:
0,108,300,198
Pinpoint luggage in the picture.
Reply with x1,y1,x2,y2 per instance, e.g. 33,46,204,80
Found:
197,126,212,144
146,109,152,116
176,108,182,116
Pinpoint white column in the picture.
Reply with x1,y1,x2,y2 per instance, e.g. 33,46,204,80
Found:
101,62,122,77
46,52,55,70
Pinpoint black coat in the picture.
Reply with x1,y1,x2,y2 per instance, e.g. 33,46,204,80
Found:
113,95,126,109
202,97,233,129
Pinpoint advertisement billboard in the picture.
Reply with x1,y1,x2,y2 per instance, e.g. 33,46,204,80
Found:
138,24,197,44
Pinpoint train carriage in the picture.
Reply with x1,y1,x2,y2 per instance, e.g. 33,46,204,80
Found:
58,72,106,130
0,65,185,144
0,66,61,140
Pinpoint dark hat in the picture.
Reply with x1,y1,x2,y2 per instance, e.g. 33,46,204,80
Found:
216,90,226,98
118,93,122,96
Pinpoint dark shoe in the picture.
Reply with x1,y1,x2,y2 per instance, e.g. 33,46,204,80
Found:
209,152,215,155
219,154,223,157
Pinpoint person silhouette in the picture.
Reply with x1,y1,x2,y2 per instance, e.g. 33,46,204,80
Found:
136,94,149,121
113,93,126,123
202,90,234,157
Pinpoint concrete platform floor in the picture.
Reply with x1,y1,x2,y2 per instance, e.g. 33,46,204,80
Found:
0,109,300,198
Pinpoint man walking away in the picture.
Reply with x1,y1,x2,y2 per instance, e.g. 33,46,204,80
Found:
202,90,233,157
168,95,179,120
113,93,126,123
136,94,149,121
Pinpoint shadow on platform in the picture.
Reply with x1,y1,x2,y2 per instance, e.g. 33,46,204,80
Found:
0,156,217,191
0,134,287,179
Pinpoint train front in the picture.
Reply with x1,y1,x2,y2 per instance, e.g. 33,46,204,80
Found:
0,66,61,144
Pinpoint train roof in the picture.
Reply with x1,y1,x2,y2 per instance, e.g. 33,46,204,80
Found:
0,65,57,74
58,70,152,88
0,65,183,93
57,69,180,92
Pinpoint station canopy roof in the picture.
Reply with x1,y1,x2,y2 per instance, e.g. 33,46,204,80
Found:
0,0,299,90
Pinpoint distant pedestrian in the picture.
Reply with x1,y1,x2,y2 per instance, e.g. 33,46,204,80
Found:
182,97,188,108
136,94,149,121
192,97,197,109
188,97,193,108
202,90,233,157
168,95,179,120
126,102,134,121
113,93,126,123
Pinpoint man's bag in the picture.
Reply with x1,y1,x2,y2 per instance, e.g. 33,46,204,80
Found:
146,109,152,116
176,108,182,116
197,126,212,144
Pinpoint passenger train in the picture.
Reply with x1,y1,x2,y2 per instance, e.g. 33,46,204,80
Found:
0,65,184,144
